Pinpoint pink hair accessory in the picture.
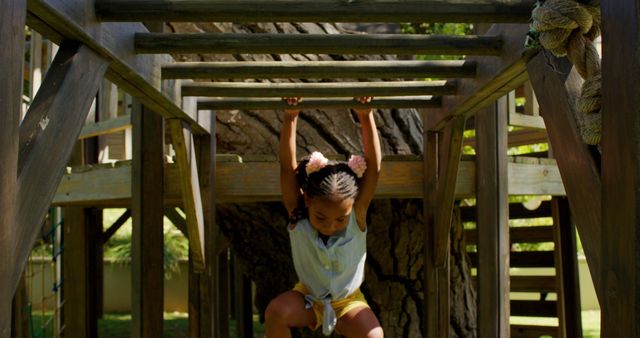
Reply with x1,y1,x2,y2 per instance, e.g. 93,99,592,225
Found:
348,155,367,178
306,151,329,175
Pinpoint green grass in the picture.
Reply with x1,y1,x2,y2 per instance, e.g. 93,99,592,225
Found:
511,310,600,338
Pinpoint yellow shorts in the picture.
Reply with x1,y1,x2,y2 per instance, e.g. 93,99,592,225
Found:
292,282,370,331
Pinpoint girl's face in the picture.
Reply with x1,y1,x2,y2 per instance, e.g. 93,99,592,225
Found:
305,195,354,236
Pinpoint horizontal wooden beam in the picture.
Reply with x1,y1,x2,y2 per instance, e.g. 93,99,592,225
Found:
79,114,131,139
197,97,441,110
96,0,536,23
52,157,566,206
135,33,503,56
182,81,456,98
26,0,208,134
429,24,537,131
162,60,477,80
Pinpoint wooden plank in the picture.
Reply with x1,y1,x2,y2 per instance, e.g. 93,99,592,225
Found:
527,53,602,301
0,0,24,332
511,325,559,338
52,159,568,205
25,0,208,134
12,42,109,296
510,300,557,318
476,99,509,338
96,0,536,23
434,116,466,267
508,112,546,130
429,24,537,131
460,200,553,222
198,97,441,110
102,209,131,243
508,161,565,196
466,226,554,245
168,119,206,271
464,128,548,148
131,101,164,338
469,251,555,268
162,60,476,80
523,81,539,116
511,276,557,293
136,33,502,56
551,197,583,338
601,0,640,334
182,81,456,98
79,115,131,139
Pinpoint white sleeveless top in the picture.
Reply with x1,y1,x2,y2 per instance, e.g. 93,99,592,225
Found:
288,212,367,335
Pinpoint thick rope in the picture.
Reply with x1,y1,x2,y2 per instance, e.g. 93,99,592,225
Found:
530,0,602,145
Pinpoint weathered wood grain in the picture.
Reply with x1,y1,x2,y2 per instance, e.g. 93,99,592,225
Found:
131,101,164,338
52,159,566,206
198,97,441,110
136,33,502,56
527,52,602,301
13,43,108,298
601,0,640,335
476,100,509,338
162,60,476,80
429,24,537,131
0,0,25,333
168,119,206,271
96,0,536,23
182,81,456,97
26,0,208,134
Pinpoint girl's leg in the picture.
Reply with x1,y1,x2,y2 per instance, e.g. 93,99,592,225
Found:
335,306,383,338
264,290,316,338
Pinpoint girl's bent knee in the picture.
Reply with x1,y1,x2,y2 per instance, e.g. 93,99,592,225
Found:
265,297,294,324
366,327,384,338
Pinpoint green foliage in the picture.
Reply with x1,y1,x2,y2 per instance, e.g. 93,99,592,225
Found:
401,23,473,61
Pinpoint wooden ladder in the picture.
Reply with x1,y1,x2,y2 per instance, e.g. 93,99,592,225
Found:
463,197,583,338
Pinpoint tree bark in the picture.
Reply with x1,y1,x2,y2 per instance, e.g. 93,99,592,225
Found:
169,21,477,337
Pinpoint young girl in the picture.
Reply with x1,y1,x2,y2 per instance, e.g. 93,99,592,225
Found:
265,97,383,338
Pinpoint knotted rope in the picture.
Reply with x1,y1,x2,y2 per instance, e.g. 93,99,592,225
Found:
530,0,602,145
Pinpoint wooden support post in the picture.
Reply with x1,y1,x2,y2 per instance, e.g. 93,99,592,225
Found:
96,0,535,23
164,208,188,238
0,0,25,335
601,0,640,335
182,81,456,98
431,24,536,131
135,33,502,56
433,116,466,267
198,97,440,111
162,60,476,80
551,197,582,338
168,119,206,270
193,114,220,337
234,256,253,338
131,100,164,338
476,99,510,338
423,113,449,338
11,275,29,338
526,53,602,300
13,41,109,296
62,207,94,338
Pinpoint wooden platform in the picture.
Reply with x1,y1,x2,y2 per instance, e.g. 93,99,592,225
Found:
53,155,565,206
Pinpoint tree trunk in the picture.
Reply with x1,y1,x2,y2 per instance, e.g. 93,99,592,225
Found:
168,21,477,337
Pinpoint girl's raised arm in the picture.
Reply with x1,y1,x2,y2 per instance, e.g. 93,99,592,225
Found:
280,97,302,216
353,97,382,228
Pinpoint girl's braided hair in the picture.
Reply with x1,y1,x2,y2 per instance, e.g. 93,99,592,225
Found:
289,158,360,224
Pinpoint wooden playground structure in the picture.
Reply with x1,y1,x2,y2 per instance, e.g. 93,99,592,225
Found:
1,0,636,337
